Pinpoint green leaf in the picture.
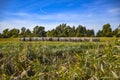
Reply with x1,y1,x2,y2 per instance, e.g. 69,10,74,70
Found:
101,64,104,73
111,71,119,78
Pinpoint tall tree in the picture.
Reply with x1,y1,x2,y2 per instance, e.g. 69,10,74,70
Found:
25,29,31,36
3,29,9,38
113,24,120,37
96,24,113,37
55,24,67,37
70,26,76,37
86,29,95,37
96,30,102,37
117,25,120,37
76,25,87,37
0,33,3,38
33,26,46,37
21,27,26,35
9,28,20,37
102,24,112,37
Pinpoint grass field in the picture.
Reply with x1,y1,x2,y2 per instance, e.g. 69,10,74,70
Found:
0,38,120,80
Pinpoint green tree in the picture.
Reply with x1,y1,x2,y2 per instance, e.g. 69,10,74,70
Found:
113,24,120,37
51,29,58,37
9,28,20,37
96,30,102,37
76,25,87,37
86,29,95,37
70,26,76,37
56,24,67,37
20,27,26,36
25,29,31,36
117,25,120,37
102,24,112,37
46,30,51,37
33,26,46,37
64,26,74,37
0,33,3,38
46,29,58,37
96,24,113,37
3,29,9,38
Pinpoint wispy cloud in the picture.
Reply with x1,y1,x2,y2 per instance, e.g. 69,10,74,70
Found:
0,12,93,33
0,11,119,33
108,8,120,15
0,18,60,32
0,0,120,33
2,12,93,22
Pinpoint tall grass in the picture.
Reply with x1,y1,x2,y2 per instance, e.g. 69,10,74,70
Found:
0,38,120,79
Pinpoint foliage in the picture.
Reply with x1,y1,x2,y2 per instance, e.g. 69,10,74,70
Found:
0,23,120,38
20,27,26,37
33,26,46,37
113,24,120,37
96,23,114,37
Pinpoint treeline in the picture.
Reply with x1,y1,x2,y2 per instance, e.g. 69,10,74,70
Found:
0,23,120,38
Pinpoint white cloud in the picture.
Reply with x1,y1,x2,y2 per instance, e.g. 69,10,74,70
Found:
0,19,59,33
108,8,120,15
9,12,83,21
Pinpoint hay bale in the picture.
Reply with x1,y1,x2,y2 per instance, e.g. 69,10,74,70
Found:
19,37,25,41
38,37,43,41
52,37,59,41
83,38,90,42
92,38,100,42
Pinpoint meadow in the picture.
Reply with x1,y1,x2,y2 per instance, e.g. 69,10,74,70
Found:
0,38,120,80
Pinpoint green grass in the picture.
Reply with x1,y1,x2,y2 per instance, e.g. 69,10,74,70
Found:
0,38,120,80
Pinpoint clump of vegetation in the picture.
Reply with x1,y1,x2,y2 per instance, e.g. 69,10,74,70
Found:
0,39,120,79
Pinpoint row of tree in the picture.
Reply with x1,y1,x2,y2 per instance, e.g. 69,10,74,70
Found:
0,23,120,38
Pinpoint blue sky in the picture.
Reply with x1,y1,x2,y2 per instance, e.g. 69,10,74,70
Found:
0,0,120,33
